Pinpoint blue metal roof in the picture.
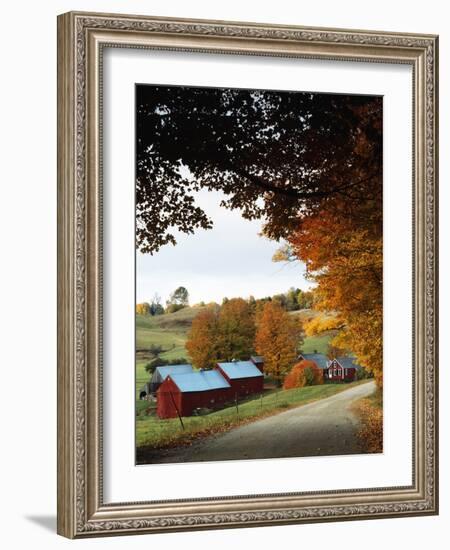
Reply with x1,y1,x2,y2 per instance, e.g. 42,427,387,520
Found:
299,353,329,370
169,370,231,393
217,361,264,379
154,364,193,380
250,355,264,364
333,357,362,370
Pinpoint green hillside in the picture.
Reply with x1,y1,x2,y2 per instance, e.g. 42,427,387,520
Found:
136,305,209,360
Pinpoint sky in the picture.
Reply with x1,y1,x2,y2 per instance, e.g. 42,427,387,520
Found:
136,188,311,306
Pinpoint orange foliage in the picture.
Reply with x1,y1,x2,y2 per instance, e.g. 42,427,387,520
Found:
289,197,383,387
303,315,343,337
254,302,301,386
185,307,220,370
186,299,255,368
283,360,324,389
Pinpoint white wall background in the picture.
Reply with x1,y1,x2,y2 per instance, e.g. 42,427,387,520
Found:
0,0,447,547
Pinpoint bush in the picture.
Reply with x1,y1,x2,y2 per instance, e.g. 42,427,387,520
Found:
283,360,324,389
144,357,167,374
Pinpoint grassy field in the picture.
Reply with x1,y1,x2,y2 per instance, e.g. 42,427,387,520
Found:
136,380,367,451
301,331,336,353
136,305,207,360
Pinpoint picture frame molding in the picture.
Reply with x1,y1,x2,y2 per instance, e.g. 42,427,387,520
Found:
57,11,439,538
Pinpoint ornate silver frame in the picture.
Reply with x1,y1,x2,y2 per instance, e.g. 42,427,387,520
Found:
57,11,439,538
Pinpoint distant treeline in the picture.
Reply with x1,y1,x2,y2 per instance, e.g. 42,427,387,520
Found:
137,286,315,317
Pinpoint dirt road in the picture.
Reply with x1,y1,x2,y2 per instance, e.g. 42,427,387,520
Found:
143,381,377,464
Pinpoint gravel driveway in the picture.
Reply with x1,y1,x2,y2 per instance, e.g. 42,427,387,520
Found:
143,380,377,464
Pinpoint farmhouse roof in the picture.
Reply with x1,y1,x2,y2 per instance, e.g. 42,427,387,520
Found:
299,353,329,370
169,370,231,393
333,357,362,370
250,355,264,364
154,364,193,380
217,361,264,379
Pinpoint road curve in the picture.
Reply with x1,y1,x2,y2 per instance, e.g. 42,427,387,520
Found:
144,380,377,464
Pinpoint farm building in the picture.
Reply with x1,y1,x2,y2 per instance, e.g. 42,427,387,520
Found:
250,355,265,373
298,353,361,382
216,361,264,398
157,369,231,419
326,357,361,382
147,364,193,395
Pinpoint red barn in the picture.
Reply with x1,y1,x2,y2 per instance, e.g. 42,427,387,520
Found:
157,370,231,419
250,355,265,373
215,361,264,398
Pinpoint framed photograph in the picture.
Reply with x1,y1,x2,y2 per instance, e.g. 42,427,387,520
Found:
57,11,439,538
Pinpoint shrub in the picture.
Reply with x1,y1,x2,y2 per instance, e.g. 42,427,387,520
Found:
144,357,167,374
283,360,324,389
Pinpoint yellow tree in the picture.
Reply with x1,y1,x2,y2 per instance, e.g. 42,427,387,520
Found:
136,302,150,315
254,302,302,386
185,307,220,370
216,298,256,361
303,314,344,337
289,201,383,386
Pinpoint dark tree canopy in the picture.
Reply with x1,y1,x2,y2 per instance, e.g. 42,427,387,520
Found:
136,85,382,254
168,286,189,307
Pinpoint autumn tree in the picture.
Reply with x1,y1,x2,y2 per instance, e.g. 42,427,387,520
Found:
304,314,344,337
136,86,381,254
136,302,150,315
262,97,383,387
185,307,220,370
216,298,256,361
288,199,383,386
296,289,314,309
254,302,302,386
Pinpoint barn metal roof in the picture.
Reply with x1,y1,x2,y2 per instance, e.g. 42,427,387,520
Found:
250,355,264,364
154,364,193,380
299,353,329,369
217,361,264,379
169,370,231,393
333,357,362,370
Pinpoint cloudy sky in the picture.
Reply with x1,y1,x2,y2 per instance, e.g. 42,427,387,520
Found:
136,188,311,306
